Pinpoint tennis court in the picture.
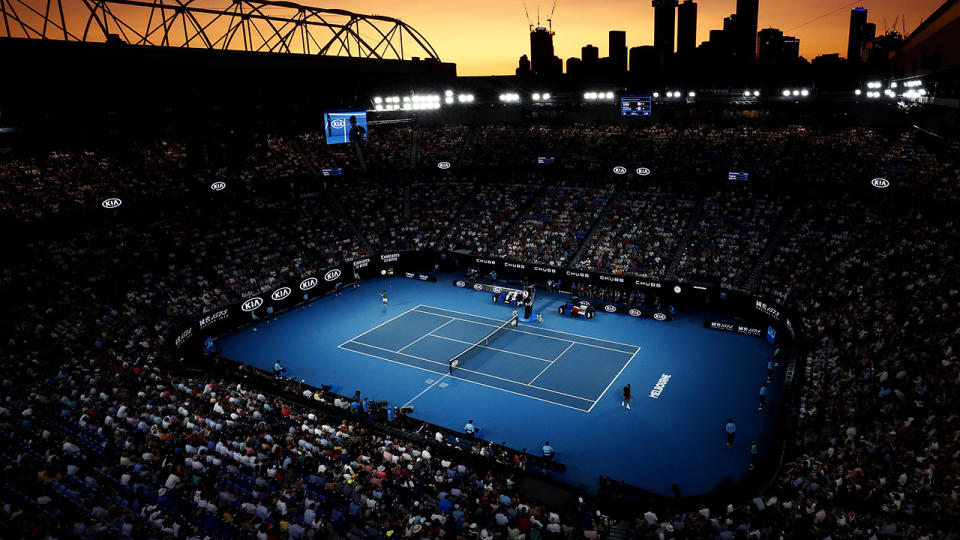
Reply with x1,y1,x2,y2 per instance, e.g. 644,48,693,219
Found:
338,305,640,412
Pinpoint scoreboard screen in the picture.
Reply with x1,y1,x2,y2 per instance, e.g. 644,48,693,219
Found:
324,110,368,144
728,171,750,182
620,95,652,117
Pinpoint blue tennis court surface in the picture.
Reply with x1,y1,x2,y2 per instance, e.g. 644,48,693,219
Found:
217,275,782,496
339,305,639,412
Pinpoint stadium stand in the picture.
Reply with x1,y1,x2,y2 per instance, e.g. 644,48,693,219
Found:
1,122,959,539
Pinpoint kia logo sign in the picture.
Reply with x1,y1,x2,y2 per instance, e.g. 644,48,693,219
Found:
271,287,291,301
492,287,502,294
636,167,651,176
210,181,226,191
473,284,483,291
437,161,451,170
871,177,890,189
628,308,642,317
673,285,682,294
653,313,667,321
241,297,264,312
455,281,466,288
299,277,318,291
324,269,342,282
612,166,627,175
330,118,346,129
101,197,122,209
604,305,617,313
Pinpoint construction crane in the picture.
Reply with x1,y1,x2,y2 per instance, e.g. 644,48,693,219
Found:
522,1,558,32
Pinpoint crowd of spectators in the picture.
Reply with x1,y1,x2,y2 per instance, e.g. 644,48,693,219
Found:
577,186,696,278
498,185,612,267
1,120,960,539
617,205,957,539
340,181,470,252
415,126,468,170
444,183,538,256
362,124,414,172
675,189,785,289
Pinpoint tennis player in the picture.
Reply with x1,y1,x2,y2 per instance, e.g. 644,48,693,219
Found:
621,384,631,410
379,290,388,308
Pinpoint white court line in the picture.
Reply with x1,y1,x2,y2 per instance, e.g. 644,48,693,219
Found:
402,375,447,408
586,347,641,413
337,343,444,377
338,304,425,347
398,320,455,352
339,344,590,413
426,333,551,363
528,342,575,385
348,340,594,402
417,304,641,349
412,309,635,355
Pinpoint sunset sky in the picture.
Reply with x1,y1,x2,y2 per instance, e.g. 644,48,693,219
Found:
7,0,948,75
342,0,945,75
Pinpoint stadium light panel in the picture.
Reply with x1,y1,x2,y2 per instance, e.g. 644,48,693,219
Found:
754,91,760,97
854,89,862,96
792,90,800,96
444,89,454,97
782,90,791,97
744,90,751,97
373,97,383,104
605,91,614,99
688,91,696,98
445,97,454,104
800,89,809,97
532,93,541,101
652,92,659,98
542,93,551,100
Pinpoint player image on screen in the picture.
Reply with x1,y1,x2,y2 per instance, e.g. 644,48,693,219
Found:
324,110,368,144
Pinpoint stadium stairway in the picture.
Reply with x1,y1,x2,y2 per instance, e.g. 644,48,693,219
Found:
569,189,620,267
489,183,548,248
291,137,321,177
664,193,709,280
437,182,479,247
455,128,475,168
352,140,368,174
324,186,375,256
744,202,799,293
409,127,418,170
291,136,374,255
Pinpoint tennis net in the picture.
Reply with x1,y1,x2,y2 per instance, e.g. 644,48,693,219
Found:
448,315,518,374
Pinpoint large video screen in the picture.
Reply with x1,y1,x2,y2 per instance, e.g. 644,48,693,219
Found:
324,110,368,144
620,95,652,117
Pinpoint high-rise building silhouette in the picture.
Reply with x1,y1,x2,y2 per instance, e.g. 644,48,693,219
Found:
582,44,599,64
629,45,660,74
652,0,678,55
782,35,800,61
517,54,531,76
734,0,759,61
529,26,561,77
609,30,627,73
758,28,800,64
847,7,869,62
566,57,583,76
677,0,697,54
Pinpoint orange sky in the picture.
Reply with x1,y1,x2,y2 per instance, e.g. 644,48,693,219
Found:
6,1,947,75
342,0,945,75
